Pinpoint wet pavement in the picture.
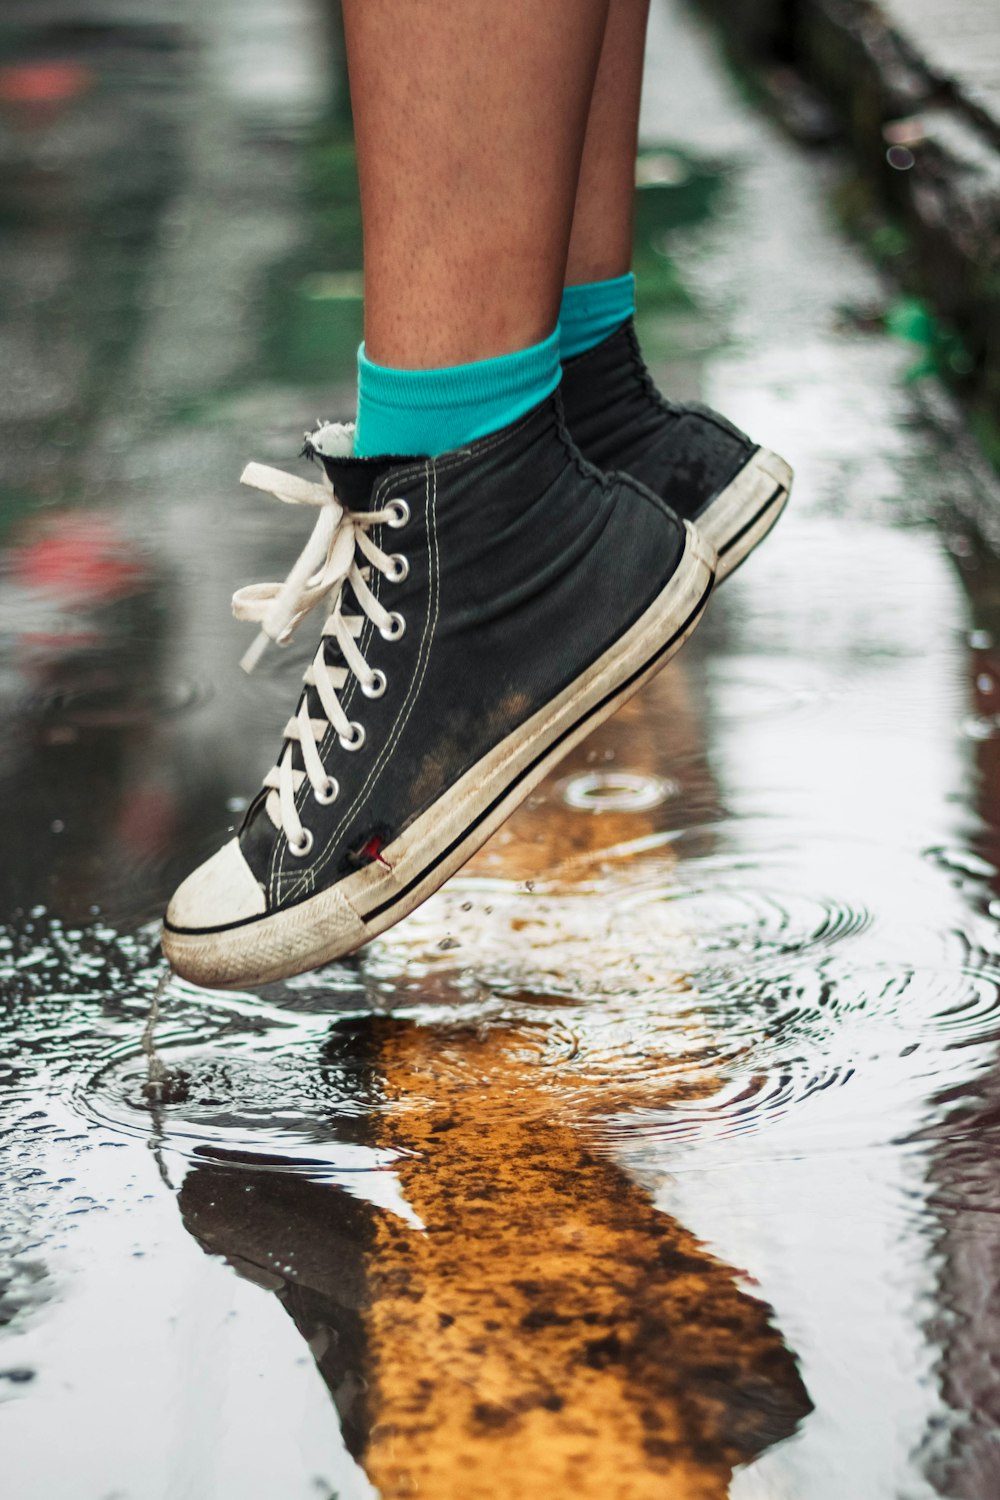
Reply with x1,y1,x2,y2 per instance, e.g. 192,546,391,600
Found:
864,0,1000,134
4,1,1000,1496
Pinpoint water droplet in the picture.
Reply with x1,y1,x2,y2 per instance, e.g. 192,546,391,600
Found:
560,771,678,813
886,145,915,171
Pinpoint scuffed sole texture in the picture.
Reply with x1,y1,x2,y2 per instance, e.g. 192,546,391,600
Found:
698,448,792,583
162,525,716,989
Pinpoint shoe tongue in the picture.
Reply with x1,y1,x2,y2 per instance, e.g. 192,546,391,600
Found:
325,454,423,510
304,422,423,510
240,788,279,878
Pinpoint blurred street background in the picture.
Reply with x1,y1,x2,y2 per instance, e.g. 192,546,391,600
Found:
3,1,1000,1497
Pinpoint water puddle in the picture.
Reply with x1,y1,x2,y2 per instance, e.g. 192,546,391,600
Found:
6,0,1000,1497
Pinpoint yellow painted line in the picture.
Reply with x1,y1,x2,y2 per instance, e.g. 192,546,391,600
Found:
180,671,811,1494
366,1016,810,1500
363,674,810,1497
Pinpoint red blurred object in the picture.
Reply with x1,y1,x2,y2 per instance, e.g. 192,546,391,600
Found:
0,61,93,107
12,513,147,606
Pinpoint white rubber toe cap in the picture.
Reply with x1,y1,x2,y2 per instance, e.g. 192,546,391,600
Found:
162,839,369,989
165,838,266,933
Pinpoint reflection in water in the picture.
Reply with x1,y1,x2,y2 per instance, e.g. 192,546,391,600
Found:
919,552,1000,1500
0,496,228,926
7,0,1000,1495
178,1011,810,1500
170,680,809,1496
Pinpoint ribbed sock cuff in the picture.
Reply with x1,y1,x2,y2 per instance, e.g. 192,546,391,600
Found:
354,328,561,459
558,273,636,362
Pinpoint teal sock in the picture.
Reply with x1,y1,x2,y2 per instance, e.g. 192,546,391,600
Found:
353,328,561,459
558,273,636,362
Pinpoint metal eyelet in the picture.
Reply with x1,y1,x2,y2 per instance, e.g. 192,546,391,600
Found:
362,669,387,699
289,827,314,857
340,720,366,751
380,611,406,642
314,775,339,805
386,553,409,583
385,498,410,529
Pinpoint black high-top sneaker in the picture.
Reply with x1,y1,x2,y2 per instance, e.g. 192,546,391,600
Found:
162,397,715,988
560,319,792,582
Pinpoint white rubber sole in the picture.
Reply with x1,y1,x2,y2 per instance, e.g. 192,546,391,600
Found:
697,447,792,582
162,524,716,989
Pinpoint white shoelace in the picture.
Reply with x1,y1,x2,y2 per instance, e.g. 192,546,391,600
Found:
233,461,409,855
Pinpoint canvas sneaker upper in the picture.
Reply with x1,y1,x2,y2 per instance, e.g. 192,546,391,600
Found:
560,315,765,520
163,395,715,986
560,318,791,580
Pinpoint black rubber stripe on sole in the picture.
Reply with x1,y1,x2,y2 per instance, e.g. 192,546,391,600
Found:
718,483,786,559
165,570,714,941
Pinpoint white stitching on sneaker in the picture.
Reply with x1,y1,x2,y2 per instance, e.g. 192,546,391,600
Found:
270,416,539,900
233,461,408,856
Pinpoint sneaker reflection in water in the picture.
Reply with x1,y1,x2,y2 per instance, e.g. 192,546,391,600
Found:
176,683,811,1499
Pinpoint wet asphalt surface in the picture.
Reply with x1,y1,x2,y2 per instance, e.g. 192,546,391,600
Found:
4,1,1000,1497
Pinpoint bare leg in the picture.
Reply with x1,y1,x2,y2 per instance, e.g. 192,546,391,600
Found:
565,0,651,287
163,0,724,991
342,0,611,370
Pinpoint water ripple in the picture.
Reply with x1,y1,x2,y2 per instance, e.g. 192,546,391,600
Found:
7,856,1000,1194
72,1015,389,1173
